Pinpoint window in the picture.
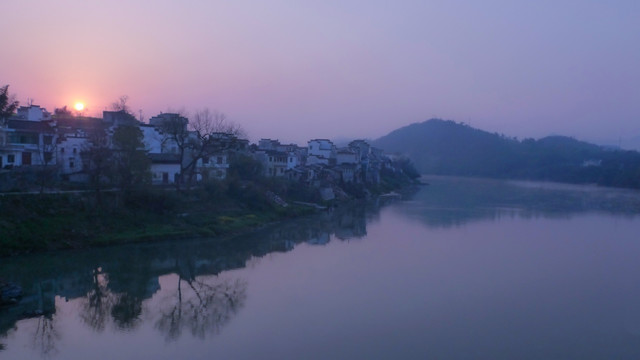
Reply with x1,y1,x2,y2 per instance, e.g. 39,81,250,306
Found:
73,148,77,154
69,158,74,169
60,147,65,154
7,154,15,163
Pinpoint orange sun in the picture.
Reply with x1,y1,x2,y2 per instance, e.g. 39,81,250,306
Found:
74,102,85,111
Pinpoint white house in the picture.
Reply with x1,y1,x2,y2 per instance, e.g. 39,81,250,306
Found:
58,136,88,175
306,154,330,166
148,153,181,184
0,119,55,168
54,116,107,176
16,105,51,122
254,150,290,177
198,152,230,180
336,148,358,165
307,139,335,160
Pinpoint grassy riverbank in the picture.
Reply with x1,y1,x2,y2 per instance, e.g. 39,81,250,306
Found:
0,185,313,257
0,170,420,257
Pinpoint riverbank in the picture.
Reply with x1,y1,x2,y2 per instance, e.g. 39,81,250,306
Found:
0,189,308,257
0,173,420,257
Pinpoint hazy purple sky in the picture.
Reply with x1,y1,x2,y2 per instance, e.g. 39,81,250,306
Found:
2,1,639,144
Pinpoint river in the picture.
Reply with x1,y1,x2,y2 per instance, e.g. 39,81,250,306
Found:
2,176,640,359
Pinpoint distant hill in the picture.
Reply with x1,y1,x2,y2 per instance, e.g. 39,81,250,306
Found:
373,119,640,189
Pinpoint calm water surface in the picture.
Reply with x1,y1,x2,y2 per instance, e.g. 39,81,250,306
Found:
2,176,640,359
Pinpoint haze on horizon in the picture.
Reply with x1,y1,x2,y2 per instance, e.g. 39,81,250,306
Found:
2,1,639,146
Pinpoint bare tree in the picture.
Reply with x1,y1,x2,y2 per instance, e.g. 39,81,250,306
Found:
80,268,117,332
158,108,245,190
110,95,131,114
32,314,60,358
155,273,247,341
192,108,246,139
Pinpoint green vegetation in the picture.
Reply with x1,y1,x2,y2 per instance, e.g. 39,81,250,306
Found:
0,182,318,257
0,157,419,257
375,119,640,189
1,85,19,123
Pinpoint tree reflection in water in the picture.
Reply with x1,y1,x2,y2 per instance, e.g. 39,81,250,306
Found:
111,293,142,330
1,197,381,350
32,314,60,358
80,267,117,332
155,274,247,341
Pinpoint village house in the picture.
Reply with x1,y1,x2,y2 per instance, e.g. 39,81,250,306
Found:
255,150,290,177
307,139,335,164
140,123,181,185
336,148,358,165
16,105,51,122
1,100,390,192
197,132,242,181
55,115,108,179
254,138,301,177
0,105,55,169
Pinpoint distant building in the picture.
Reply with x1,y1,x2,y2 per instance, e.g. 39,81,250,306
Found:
0,119,54,168
16,105,51,122
336,148,358,165
148,113,188,131
308,139,335,160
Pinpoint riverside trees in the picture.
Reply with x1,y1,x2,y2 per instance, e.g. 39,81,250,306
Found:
157,108,245,191
112,125,151,192
0,85,19,124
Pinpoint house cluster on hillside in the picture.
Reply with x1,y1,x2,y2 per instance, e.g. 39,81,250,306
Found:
0,104,397,191
254,137,391,187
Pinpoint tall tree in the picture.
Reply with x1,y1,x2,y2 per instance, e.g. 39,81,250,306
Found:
36,130,59,193
82,129,114,203
112,125,151,192
0,85,19,124
53,106,73,118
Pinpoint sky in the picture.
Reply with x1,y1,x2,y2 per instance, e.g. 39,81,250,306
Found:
2,0,639,146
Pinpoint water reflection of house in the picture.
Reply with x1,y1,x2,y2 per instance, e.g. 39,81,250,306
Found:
306,232,330,245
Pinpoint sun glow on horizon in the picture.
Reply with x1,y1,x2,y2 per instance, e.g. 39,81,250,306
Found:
74,102,85,111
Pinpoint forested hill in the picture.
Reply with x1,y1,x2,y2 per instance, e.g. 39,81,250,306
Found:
373,119,640,189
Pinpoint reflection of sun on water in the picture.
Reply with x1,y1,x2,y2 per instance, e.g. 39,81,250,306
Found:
74,102,84,111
